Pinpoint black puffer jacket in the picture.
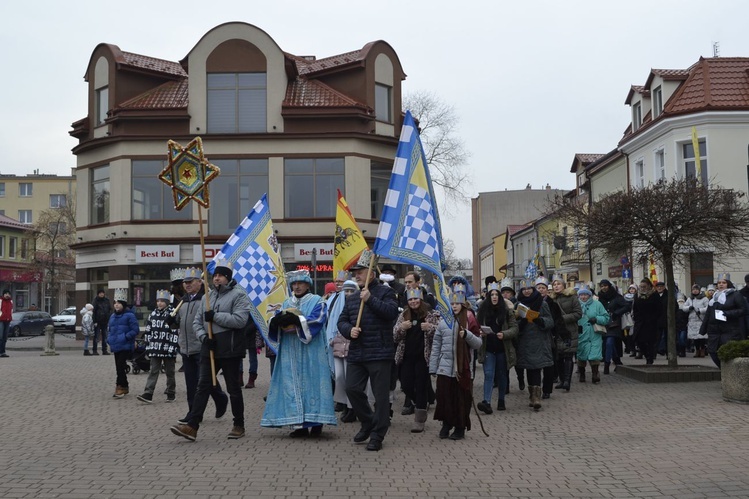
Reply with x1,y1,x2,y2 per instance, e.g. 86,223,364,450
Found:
338,279,399,363
703,288,747,353
597,288,631,338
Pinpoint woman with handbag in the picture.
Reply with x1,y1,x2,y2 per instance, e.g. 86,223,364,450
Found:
476,282,518,414
576,287,610,384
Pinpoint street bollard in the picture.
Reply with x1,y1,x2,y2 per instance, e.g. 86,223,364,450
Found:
41,324,59,356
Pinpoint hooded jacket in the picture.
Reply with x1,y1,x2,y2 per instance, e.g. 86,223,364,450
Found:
193,280,251,359
515,288,554,370
107,307,139,353
548,287,582,355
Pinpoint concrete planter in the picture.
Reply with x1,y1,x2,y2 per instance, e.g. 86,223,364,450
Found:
721,357,749,404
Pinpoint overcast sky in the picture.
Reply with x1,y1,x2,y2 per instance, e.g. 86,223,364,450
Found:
3,0,749,259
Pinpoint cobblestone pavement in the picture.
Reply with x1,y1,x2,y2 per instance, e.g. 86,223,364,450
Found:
2,337,748,498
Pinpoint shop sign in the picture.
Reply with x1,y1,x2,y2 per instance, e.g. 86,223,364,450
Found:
135,245,180,263
293,243,334,262
295,264,334,272
193,245,224,261
608,265,623,278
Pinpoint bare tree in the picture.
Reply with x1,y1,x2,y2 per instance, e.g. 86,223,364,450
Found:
551,177,749,368
404,90,471,209
31,201,76,314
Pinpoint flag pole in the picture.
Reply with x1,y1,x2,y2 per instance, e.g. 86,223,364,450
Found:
355,254,377,328
197,205,217,387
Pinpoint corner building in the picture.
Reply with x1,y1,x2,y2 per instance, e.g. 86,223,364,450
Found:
70,22,406,318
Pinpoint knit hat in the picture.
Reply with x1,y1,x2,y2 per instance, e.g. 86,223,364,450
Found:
342,280,358,292
212,259,233,280
324,282,337,295
599,279,612,287
577,287,592,297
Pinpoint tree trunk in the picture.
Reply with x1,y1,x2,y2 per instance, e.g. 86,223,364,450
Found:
664,253,678,368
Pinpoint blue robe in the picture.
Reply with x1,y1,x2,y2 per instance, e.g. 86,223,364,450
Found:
261,292,337,428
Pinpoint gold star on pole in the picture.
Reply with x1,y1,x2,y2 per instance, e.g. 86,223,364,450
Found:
158,137,220,210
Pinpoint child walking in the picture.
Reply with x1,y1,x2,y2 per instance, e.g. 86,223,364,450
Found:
81,304,94,355
108,289,139,398
137,290,179,403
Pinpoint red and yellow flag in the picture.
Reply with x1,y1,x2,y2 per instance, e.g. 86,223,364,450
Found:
334,189,368,275
649,252,658,283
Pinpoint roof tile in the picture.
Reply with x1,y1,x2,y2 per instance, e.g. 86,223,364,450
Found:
284,78,368,109
118,79,188,110
121,51,187,78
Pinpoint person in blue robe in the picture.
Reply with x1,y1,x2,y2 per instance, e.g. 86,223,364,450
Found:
261,270,337,437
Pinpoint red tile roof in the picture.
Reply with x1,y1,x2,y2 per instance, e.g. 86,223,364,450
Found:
118,79,189,110
284,78,369,109
570,153,605,173
506,224,530,237
120,51,187,78
296,49,364,75
0,213,31,230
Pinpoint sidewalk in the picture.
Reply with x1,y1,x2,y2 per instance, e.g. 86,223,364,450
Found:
0,348,746,498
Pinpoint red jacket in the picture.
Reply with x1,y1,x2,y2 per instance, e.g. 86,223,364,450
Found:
1,297,13,322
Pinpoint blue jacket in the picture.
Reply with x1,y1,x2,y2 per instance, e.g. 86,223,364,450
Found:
107,308,140,353
338,279,399,363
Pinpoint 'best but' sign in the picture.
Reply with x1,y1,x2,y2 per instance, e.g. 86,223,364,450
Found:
135,245,181,263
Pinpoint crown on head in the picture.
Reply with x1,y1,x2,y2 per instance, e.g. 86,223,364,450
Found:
183,267,201,280
716,272,731,282
500,277,513,290
170,268,186,283
286,270,313,286
156,289,171,301
452,283,467,294
487,282,500,293
450,291,466,304
535,276,549,287
551,274,565,285
113,288,128,303
335,270,350,282
406,288,423,300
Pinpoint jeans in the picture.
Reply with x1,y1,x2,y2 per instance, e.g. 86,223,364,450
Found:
144,357,176,396
181,352,227,414
483,351,507,403
189,355,243,429
94,321,109,353
346,360,392,442
604,336,621,364
247,347,258,374
0,320,10,354
677,330,687,354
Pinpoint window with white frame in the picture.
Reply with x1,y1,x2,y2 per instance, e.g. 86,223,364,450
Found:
208,159,269,235
653,86,663,118
49,194,66,208
207,73,266,133
9,237,17,258
632,102,642,130
132,160,191,221
96,86,109,126
375,84,392,123
683,139,708,185
91,165,110,225
18,210,32,224
19,183,32,197
0,236,5,258
284,158,344,219
635,159,645,188
655,149,666,181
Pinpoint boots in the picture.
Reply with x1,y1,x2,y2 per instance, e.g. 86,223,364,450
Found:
449,427,465,440
561,357,574,392
554,358,565,389
603,362,610,375
528,385,534,407
83,350,91,356
578,361,586,382
530,386,542,411
439,422,452,439
245,372,257,389
411,408,428,433
592,364,601,384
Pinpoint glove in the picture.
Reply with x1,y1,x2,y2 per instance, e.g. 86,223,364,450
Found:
166,314,176,327
202,336,217,350
689,306,694,312
588,317,597,324
533,317,545,327
712,302,723,310
204,310,215,322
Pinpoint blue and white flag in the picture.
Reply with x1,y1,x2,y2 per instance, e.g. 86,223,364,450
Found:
374,111,454,328
207,194,288,354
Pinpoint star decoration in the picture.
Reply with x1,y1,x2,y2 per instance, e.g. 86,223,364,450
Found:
158,137,221,210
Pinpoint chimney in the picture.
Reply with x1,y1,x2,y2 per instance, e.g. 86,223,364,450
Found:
546,183,551,190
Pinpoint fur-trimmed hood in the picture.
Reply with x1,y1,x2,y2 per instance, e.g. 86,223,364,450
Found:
548,287,578,300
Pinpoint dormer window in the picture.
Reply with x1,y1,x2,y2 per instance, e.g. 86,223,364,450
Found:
375,83,392,123
653,86,663,118
207,73,267,133
632,102,642,130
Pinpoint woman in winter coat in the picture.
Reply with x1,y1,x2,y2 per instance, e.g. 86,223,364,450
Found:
701,273,747,368
548,276,582,392
576,287,610,384
633,279,661,364
107,296,140,398
81,304,95,356
514,283,554,411
394,288,439,433
476,283,518,414
429,290,481,441
682,284,709,358
622,284,637,357
596,280,631,374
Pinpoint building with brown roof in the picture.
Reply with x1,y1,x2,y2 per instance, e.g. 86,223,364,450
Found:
70,22,406,312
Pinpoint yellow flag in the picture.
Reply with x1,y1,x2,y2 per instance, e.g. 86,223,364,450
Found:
691,126,702,182
334,189,368,275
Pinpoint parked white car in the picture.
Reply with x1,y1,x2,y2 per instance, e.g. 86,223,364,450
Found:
52,307,77,332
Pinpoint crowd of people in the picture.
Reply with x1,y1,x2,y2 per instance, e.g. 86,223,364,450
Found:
82,258,749,451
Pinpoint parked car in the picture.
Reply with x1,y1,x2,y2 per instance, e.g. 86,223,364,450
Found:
52,307,77,332
9,311,54,337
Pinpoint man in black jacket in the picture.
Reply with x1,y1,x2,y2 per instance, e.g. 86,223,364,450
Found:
338,253,400,451
92,290,112,355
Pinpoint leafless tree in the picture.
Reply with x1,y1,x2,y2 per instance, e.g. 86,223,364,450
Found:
551,177,749,368
31,202,76,314
404,90,471,210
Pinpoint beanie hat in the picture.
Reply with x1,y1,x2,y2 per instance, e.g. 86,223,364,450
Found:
324,282,337,295
342,280,358,292
577,287,593,297
213,265,233,280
